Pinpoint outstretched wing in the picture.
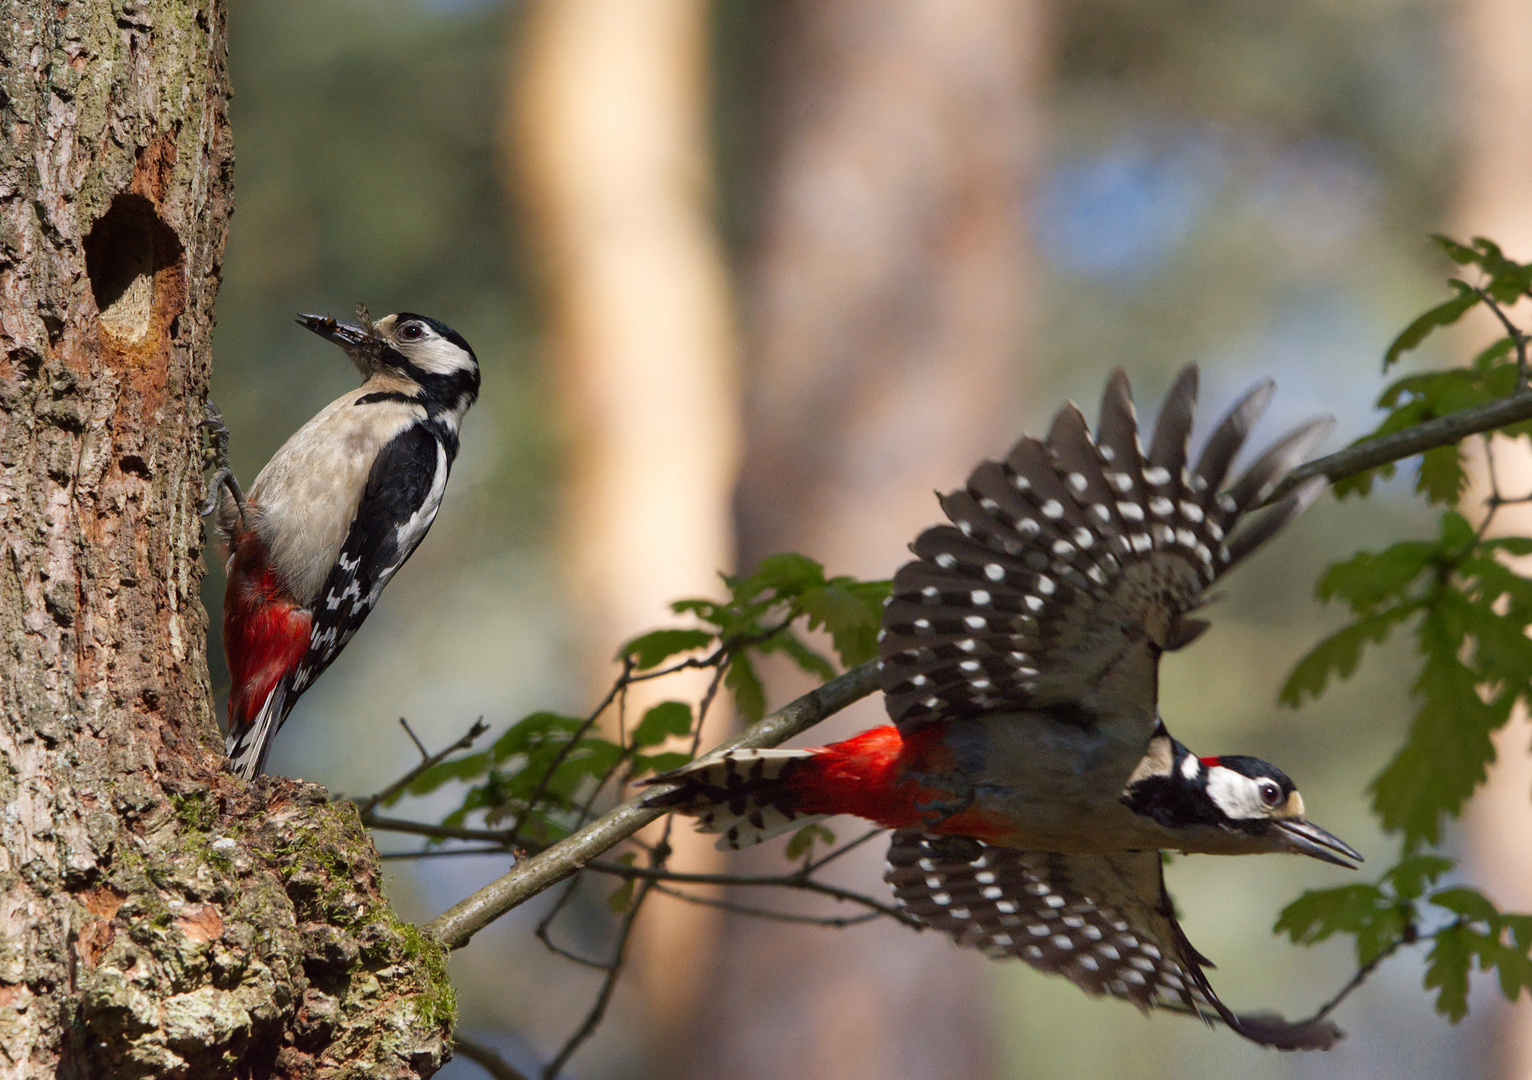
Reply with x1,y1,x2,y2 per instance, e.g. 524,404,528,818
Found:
884,830,1341,1051
291,424,451,698
880,365,1332,735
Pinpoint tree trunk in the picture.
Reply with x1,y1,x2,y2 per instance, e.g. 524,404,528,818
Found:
0,3,452,1076
685,3,1046,1078
506,0,741,1054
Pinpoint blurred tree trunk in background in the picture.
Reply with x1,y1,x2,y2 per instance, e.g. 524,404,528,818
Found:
679,4,1048,1078
0,4,457,1076
505,0,742,1056
1455,3,1532,1078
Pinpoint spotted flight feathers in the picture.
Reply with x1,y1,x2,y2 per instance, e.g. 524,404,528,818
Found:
885,830,1341,1051
644,749,826,850
880,365,1333,730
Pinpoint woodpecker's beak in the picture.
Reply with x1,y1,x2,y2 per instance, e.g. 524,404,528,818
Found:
296,313,372,351
1273,818,1362,868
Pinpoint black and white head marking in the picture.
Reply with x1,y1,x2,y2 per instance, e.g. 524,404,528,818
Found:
296,309,481,427
1202,755,1300,822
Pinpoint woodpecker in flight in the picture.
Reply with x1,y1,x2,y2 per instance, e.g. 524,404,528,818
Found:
649,366,1358,1051
205,309,480,779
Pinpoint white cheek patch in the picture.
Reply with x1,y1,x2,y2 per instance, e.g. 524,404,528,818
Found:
1180,754,1201,781
405,337,474,376
1205,767,1264,821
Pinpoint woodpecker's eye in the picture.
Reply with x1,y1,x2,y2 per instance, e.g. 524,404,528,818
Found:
1257,779,1283,808
398,322,426,341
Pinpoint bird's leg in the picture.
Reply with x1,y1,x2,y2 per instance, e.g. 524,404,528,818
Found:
200,399,247,523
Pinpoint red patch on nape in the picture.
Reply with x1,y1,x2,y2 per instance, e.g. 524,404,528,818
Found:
1199,756,1221,767
222,526,311,726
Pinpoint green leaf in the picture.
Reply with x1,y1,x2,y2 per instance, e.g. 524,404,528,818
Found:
1383,855,1455,902
1384,285,1477,370
1417,445,1467,505
727,653,767,724
1317,543,1437,613
738,553,827,601
1370,602,1509,847
630,751,692,778
799,579,891,666
773,632,836,681
1277,877,1409,966
620,628,715,670
1425,922,1475,1022
631,701,693,748
783,822,836,862
1431,887,1500,925
1433,234,1480,265
1279,603,1419,706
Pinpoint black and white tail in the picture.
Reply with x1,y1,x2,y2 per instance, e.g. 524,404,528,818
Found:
225,682,290,780
644,749,826,850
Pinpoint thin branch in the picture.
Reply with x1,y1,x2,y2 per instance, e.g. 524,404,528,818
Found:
583,858,922,928
1271,388,1532,504
800,826,886,875
1471,287,1530,390
379,845,511,861
651,881,885,927
353,717,489,819
543,877,655,1080
399,716,431,761
1306,933,1412,1023
508,659,633,841
454,1034,534,1080
364,815,514,844
424,661,882,949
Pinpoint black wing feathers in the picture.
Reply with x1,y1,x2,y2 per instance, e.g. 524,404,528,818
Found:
879,365,1332,732
885,831,1343,1051
292,425,446,695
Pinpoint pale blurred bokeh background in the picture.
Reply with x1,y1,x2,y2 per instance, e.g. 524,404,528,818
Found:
205,2,1532,1077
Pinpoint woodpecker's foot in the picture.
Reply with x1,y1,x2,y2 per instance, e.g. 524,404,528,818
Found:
200,399,247,520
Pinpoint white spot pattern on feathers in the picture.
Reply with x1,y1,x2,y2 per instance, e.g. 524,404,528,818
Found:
876,366,1328,741
884,833,1227,1022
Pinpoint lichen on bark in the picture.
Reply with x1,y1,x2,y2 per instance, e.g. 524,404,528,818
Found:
0,2,454,1076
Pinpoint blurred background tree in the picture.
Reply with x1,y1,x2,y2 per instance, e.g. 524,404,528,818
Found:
208,0,1529,1077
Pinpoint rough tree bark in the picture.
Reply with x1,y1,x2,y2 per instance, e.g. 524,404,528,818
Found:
0,2,452,1076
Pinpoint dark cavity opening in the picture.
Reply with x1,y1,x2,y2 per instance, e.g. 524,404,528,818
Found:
84,194,183,341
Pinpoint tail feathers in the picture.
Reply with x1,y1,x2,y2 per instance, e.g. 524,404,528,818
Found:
645,748,826,850
225,680,291,780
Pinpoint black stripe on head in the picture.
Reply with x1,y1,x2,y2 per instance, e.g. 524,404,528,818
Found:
395,312,476,361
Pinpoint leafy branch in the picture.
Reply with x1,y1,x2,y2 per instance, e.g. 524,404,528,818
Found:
364,236,1532,1077
1276,233,1532,1025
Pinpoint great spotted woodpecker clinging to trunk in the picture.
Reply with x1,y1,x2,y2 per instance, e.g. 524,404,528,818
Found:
648,366,1359,1051
204,309,480,779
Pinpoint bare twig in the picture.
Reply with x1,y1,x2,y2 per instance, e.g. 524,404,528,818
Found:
364,815,513,844
1271,388,1532,503
1306,933,1412,1023
583,857,922,928
651,882,886,927
1470,287,1531,390
454,1034,534,1080
543,877,655,1080
353,717,489,819
424,661,882,949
